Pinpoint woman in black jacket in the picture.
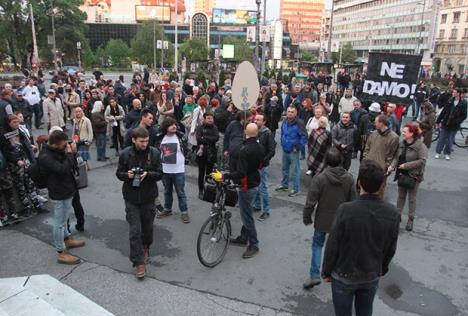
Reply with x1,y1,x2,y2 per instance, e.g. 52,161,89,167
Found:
196,112,220,198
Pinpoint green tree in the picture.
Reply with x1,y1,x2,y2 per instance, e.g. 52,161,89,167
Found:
179,39,208,61
301,51,318,62
131,21,174,68
105,39,131,68
222,36,253,61
332,43,357,64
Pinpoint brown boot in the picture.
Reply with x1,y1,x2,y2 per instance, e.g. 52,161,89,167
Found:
57,251,80,265
65,237,85,249
136,264,145,279
143,246,150,264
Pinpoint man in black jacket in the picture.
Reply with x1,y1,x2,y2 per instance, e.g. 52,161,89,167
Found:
39,130,85,265
253,115,276,221
223,110,252,172
124,109,158,148
322,160,400,316
264,83,283,137
228,123,265,259
116,126,163,279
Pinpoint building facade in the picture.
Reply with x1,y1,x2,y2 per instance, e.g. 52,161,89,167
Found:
433,0,468,75
280,0,324,49
332,0,438,66
319,10,331,60
195,0,216,17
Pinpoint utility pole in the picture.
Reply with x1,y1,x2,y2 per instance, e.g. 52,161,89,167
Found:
255,0,261,72
161,2,165,69
416,0,427,55
30,4,39,66
49,1,58,71
260,0,267,74
327,0,335,61
153,19,157,69
175,0,178,79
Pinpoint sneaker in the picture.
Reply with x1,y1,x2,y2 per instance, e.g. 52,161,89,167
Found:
181,213,190,224
303,278,321,289
445,155,450,160
258,213,269,221
136,264,145,279
155,204,164,213
288,190,299,197
157,208,173,218
57,251,80,265
306,170,312,176
37,195,48,203
64,237,85,249
434,154,440,159
242,246,259,259
275,186,289,192
8,213,19,221
229,236,248,246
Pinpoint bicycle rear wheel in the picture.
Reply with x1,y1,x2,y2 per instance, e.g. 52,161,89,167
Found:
197,214,231,268
454,128,468,148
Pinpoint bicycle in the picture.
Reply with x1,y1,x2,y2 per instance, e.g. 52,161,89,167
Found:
431,127,468,148
196,171,238,268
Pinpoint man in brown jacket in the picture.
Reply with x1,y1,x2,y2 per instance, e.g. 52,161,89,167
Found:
302,148,356,289
363,114,399,196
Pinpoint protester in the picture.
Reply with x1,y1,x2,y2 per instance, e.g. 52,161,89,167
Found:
195,112,219,198
332,112,357,170
417,101,436,149
64,84,80,120
413,81,427,121
116,127,163,279
21,78,42,129
386,103,400,135
156,117,190,223
302,148,356,289
389,124,427,231
306,106,329,136
224,111,252,172
253,114,276,221
0,149,17,226
38,130,85,265
157,91,174,126
91,101,108,161
12,92,33,132
124,109,158,148
264,83,283,136
189,96,208,151
307,117,332,176
43,89,65,131
126,99,142,129
322,160,400,316
228,123,266,258
338,88,357,114
104,97,126,155
72,107,93,164
276,106,307,196
435,88,467,160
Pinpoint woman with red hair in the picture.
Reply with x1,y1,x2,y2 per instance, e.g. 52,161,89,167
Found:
389,123,428,231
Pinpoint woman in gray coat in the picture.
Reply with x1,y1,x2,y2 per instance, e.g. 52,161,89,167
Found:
390,124,428,231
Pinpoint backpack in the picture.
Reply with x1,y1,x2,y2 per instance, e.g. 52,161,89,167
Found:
27,160,47,189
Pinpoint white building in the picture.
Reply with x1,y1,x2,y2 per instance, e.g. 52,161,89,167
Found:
319,10,331,61
433,0,468,75
332,0,438,67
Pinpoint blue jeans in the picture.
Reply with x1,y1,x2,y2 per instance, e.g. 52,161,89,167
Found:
281,150,300,192
162,173,188,213
33,103,43,128
95,132,107,159
52,198,73,251
332,278,379,316
253,167,270,214
310,230,326,278
238,187,259,248
412,100,422,121
436,127,457,155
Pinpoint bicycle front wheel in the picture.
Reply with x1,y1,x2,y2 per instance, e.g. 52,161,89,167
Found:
454,128,468,148
197,214,231,268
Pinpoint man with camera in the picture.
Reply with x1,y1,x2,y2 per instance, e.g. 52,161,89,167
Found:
116,126,163,279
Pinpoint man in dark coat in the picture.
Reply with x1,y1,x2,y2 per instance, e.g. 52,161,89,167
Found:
264,83,283,137
302,148,356,289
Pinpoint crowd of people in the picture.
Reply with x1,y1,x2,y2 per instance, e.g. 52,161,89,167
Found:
0,66,467,316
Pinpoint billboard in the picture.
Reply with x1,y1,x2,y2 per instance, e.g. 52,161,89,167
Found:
212,8,257,25
135,5,171,22
84,0,112,8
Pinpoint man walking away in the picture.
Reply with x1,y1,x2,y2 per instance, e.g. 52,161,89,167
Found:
253,115,276,221
39,131,85,265
322,160,400,316
228,123,266,258
331,112,356,171
303,148,356,289
116,127,163,279
276,107,307,197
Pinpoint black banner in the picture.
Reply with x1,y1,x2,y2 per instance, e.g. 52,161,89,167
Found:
362,53,422,105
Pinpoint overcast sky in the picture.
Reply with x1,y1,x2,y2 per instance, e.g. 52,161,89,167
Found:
185,0,332,20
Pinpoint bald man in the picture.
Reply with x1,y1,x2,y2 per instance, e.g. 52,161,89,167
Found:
228,123,266,259
125,99,142,129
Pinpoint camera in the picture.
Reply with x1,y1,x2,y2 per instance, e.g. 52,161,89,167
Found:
131,167,143,188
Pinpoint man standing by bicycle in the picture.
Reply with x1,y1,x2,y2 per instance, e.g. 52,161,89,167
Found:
228,123,265,259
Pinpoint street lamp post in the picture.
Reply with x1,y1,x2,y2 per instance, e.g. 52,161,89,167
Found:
48,1,58,71
77,41,81,70
175,0,178,79
255,0,261,72
260,0,267,74
416,0,427,55
327,0,335,61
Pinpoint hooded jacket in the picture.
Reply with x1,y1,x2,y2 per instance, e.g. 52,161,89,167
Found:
363,128,399,171
303,166,356,232
281,117,308,153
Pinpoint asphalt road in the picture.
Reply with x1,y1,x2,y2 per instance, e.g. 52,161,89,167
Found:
1,125,468,315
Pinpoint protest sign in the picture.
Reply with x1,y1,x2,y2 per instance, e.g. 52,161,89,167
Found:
232,61,259,111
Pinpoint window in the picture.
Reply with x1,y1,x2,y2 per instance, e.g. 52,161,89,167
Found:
450,28,458,38
464,28,468,38
439,29,445,38
441,14,447,24
448,44,456,53
454,12,461,23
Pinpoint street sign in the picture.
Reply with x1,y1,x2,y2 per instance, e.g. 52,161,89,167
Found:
157,40,162,49
163,41,169,50
260,25,270,43
246,26,256,42
331,40,340,53
47,35,54,45
231,61,260,111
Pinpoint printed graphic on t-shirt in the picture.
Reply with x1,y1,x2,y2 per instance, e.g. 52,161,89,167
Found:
161,143,177,164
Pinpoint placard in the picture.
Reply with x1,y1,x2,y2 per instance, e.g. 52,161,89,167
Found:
231,61,260,111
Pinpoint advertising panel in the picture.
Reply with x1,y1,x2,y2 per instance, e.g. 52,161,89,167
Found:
135,5,171,22
212,8,257,25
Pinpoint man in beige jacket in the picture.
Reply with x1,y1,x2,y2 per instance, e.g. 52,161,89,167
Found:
43,89,65,131
65,84,81,120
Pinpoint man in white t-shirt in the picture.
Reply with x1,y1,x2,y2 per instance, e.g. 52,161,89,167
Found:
22,78,42,129
157,117,190,223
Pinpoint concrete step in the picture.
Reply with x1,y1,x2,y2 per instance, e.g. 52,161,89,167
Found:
0,275,114,316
